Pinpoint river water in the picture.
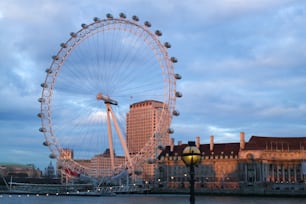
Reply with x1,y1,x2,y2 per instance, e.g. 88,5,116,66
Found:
1,194,305,204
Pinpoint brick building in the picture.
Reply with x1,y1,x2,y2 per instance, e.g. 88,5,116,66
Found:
156,132,306,192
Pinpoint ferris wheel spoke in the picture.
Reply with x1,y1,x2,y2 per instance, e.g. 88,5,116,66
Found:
39,13,179,180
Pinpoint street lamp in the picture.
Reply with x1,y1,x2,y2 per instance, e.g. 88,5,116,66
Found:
182,141,201,204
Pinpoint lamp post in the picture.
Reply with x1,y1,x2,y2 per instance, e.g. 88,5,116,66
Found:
182,141,201,204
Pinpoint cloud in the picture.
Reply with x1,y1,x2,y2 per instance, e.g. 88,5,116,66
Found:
76,110,107,125
1,0,306,169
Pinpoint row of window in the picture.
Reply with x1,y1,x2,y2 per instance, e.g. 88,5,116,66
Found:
160,155,238,161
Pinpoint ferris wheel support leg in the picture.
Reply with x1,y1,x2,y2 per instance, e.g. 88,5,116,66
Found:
106,104,115,172
109,105,133,170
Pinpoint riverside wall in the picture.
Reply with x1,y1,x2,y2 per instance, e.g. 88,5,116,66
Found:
150,182,306,197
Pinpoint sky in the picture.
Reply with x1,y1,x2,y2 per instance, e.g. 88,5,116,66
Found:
1,0,306,169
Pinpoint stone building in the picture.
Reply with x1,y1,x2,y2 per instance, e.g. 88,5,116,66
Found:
239,134,306,184
44,161,55,178
156,132,306,192
89,149,125,177
0,163,41,178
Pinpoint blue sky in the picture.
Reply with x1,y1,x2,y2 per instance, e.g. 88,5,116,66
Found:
1,0,306,169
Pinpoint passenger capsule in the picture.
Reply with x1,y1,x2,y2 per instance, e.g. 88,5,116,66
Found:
106,13,113,19
37,113,44,118
52,55,59,60
49,153,56,159
81,23,88,29
70,32,77,38
38,98,45,103
155,30,162,36
39,127,47,132
174,73,182,80
40,83,48,88
43,141,50,146
60,43,67,48
132,15,139,21
93,17,100,22
170,57,178,63
45,68,52,74
175,91,183,97
119,12,126,19
168,128,174,134
164,42,171,48
172,110,180,116
144,21,151,27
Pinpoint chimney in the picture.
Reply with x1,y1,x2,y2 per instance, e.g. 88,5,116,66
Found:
210,135,214,151
178,140,182,146
170,138,174,152
240,132,245,150
196,136,200,148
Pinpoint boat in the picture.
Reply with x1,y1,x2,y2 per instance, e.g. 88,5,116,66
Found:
0,177,115,196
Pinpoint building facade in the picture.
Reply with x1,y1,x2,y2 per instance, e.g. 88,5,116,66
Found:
239,135,306,185
156,132,306,192
89,149,125,177
126,100,170,179
0,163,41,178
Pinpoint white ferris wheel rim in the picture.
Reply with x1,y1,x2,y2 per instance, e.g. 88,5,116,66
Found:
38,13,180,176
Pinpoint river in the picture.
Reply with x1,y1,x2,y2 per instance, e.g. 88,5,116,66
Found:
1,194,305,204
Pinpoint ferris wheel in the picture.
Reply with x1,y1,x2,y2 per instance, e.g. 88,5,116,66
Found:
38,13,182,179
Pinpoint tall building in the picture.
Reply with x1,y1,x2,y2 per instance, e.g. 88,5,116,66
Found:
126,100,170,179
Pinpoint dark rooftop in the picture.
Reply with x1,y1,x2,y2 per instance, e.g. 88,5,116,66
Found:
244,136,306,151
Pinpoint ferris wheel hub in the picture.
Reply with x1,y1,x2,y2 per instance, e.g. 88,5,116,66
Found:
96,92,118,105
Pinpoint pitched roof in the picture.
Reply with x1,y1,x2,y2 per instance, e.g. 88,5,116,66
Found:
244,136,306,151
